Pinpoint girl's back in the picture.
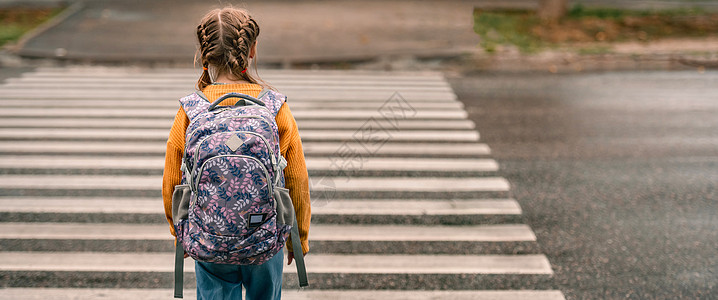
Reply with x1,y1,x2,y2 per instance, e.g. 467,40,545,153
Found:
161,7,310,300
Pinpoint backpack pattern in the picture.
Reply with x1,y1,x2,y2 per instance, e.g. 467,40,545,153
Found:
174,90,289,265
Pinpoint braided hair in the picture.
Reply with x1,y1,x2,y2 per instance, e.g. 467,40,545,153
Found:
195,8,261,90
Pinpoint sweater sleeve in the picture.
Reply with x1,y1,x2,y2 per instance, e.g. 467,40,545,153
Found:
276,102,311,254
162,107,189,237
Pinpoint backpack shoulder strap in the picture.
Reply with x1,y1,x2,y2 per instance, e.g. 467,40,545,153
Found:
291,218,309,287
262,88,306,286
257,89,288,186
257,89,287,117
173,239,184,298
179,91,211,121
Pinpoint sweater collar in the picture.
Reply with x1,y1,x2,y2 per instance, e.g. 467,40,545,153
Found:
202,83,263,101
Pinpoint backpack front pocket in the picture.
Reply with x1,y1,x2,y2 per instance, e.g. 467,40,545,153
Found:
194,155,272,237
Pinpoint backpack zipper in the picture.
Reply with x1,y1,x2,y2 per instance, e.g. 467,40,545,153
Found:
193,130,278,187
186,114,279,177
187,114,275,148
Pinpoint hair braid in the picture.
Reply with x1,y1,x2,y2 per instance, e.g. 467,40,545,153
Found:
225,18,257,77
196,23,213,90
195,8,264,90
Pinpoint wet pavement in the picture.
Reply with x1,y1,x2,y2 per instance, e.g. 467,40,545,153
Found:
2,0,717,298
449,70,718,299
13,0,718,69
0,67,564,298
15,0,482,65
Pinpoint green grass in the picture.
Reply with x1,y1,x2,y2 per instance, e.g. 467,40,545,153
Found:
577,46,612,55
474,5,716,54
567,4,705,19
0,7,65,47
0,25,27,46
473,10,542,53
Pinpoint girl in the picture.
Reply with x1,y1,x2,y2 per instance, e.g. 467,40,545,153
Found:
162,7,311,300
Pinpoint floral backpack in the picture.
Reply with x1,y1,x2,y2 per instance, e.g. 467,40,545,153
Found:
171,90,308,298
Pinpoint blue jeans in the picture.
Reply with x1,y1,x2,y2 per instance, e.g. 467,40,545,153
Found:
195,251,284,300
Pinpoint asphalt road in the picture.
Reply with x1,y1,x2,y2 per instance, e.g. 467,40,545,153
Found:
449,71,718,299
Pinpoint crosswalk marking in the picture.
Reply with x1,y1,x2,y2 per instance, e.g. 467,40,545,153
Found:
26,67,449,80
0,108,467,119
303,142,490,156
0,99,466,110
311,177,510,192
313,198,522,215
0,141,492,156
0,128,480,142
0,90,458,101
0,198,521,215
0,223,536,242
0,288,567,300
0,83,455,93
0,118,476,130
0,156,499,172
0,67,562,298
7,76,452,86
0,175,160,189
0,252,554,274
0,197,163,214
0,175,510,191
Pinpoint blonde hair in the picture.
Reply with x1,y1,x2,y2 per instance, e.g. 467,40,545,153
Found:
195,7,263,90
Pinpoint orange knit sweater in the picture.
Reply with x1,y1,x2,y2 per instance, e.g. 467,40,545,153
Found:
162,83,311,254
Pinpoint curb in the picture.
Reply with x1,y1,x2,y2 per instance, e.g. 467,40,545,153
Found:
3,49,716,74
11,48,473,69
10,0,85,56
457,48,718,74
475,56,714,74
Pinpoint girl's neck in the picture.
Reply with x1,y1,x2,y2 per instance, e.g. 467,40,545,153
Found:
215,73,252,85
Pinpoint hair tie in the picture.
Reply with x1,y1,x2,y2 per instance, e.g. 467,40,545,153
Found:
241,68,247,74
203,67,208,71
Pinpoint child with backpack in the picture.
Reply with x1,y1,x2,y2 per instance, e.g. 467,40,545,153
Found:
162,7,311,300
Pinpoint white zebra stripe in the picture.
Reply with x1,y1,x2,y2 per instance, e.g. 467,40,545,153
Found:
0,108,467,119
0,118,474,130
0,223,536,242
0,198,520,215
0,141,490,156
0,128,480,142
0,252,554,274
0,156,499,172
0,288,567,300
0,175,510,192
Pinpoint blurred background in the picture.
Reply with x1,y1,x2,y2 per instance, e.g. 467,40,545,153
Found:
0,1,716,299
1,0,717,71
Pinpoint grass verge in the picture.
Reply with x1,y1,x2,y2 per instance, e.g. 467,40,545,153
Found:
0,7,66,47
474,5,718,54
